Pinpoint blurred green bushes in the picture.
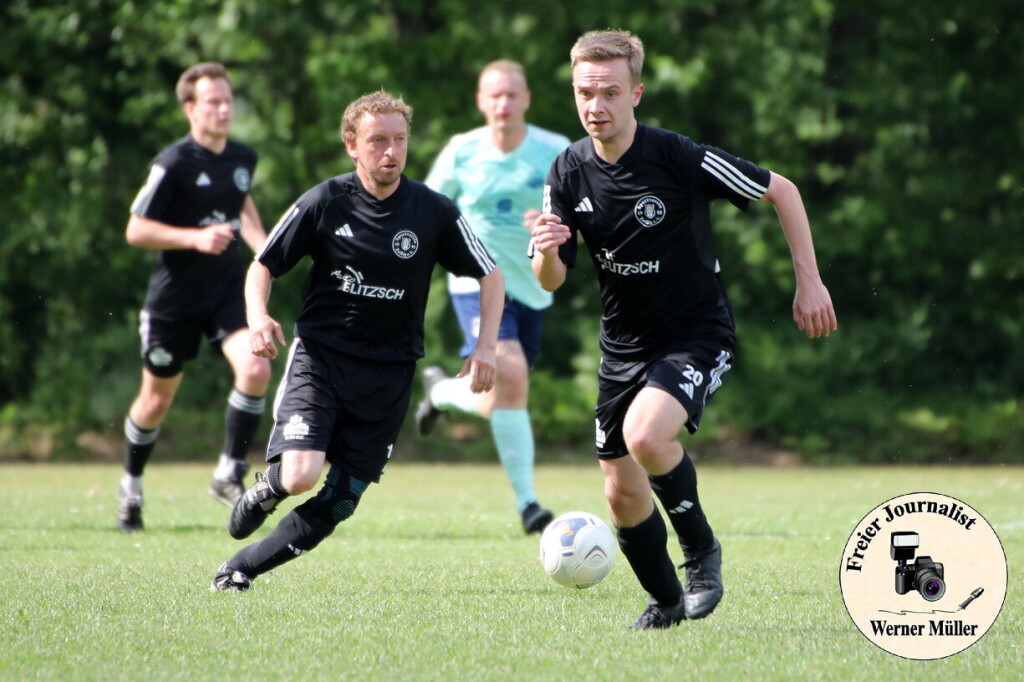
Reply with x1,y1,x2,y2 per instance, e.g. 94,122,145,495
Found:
1,0,1020,463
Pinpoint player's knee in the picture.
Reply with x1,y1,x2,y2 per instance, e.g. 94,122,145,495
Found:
237,355,272,389
624,427,662,465
301,477,364,536
328,497,357,524
281,465,320,495
135,391,175,421
494,371,528,405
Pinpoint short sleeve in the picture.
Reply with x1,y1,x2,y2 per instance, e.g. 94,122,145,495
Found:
256,189,322,278
697,146,770,211
129,162,175,219
437,203,496,279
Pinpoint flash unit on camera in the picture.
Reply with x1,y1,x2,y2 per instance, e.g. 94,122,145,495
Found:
890,531,919,561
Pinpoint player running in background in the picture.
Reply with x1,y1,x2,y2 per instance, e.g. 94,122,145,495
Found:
118,62,271,532
416,60,569,534
530,30,837,628
211,91,504,591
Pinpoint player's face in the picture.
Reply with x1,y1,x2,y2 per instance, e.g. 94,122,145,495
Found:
184,77,234,143
346,112,409,196
477,69,530,134
572,59,643,146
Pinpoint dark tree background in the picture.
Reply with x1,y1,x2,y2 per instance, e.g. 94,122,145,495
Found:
1,0,1020,462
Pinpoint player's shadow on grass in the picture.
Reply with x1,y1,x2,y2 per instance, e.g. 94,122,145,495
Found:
101,522,224,533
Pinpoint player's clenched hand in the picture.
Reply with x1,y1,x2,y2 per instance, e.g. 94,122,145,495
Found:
530,213,570,254
458,348,496,394
192,223,236,255
249,315,287,359
793,280,838,339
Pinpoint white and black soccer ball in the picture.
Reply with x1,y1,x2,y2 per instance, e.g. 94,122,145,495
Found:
539,511,616,589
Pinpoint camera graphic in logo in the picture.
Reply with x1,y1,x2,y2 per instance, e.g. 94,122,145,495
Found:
891,531,945,602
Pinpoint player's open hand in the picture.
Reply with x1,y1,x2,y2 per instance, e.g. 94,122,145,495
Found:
530,213,570,254
192,223,236,255
249,315,287,359
793,280,838,339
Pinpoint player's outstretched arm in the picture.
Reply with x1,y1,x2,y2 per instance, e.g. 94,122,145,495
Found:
238,196,267,254
761,172,838,339
245,261,286,359
458,267,504,394
126,214,236,255
530,213,569,292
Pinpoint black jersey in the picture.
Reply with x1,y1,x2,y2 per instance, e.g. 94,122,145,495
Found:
258,172,496,362
129,135,257,318
544,124,771,360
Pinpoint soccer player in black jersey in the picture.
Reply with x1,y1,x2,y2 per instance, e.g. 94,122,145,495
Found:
531,31,837,629
211,91,504,592
117,63,271,532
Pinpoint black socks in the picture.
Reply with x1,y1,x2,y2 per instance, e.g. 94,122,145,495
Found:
123,417,158,477
222,389,265,460
649,452,714,552
616,508,683,607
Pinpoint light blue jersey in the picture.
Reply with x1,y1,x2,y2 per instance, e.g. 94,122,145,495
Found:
426,124,570,310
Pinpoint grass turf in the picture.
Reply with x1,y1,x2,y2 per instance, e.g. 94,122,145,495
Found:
0,463,1020,680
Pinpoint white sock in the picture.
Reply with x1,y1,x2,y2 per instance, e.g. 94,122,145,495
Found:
120,474,143,496
430,376,482,415
213,454,239,480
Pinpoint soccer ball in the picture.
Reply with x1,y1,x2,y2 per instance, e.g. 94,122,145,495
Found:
539,511,616,589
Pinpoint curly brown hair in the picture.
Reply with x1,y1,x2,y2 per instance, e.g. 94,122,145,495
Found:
340,91,413,144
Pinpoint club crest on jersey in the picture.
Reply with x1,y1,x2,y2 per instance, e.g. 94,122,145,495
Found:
233,167,251,192
392,230,419,259
634,195,666,227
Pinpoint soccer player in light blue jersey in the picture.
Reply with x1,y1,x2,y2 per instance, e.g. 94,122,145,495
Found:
416,60,570,533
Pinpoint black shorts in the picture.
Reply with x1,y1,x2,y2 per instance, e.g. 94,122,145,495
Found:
138,297,247,378
594,340,734,459
265,338,415,483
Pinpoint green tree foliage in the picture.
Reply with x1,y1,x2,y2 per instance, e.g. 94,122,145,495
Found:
1,0,1020,461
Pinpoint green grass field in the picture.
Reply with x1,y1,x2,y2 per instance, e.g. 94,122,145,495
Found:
0,463,1020,681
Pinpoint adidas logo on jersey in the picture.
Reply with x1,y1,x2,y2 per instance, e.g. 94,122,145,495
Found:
196,172,212,186
335,223,353,237
678,383,695,399
574,196,594,213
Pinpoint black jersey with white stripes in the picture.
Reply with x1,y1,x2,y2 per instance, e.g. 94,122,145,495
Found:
129,135,257,318
259,172,495,362
544,124,770,360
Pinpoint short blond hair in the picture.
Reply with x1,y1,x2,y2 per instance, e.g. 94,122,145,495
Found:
340,90,413,144
570,30,645,85
478,59,527,89
176,62,230,104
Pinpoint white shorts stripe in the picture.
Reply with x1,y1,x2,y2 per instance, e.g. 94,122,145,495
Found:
269,338,302,443
707,350,733,396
